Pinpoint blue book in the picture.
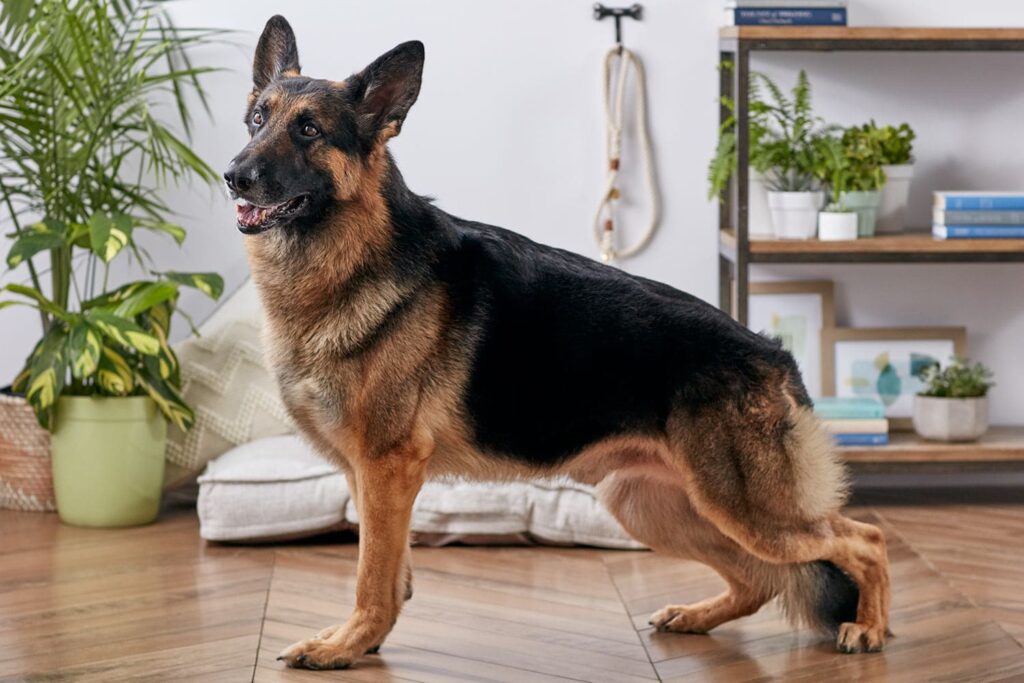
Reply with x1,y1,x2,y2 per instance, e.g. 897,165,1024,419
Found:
934,192,1024,211
933,225,1024,239
934,209,1024,226
728,8,847,25
834,433,889,446
812,397,886,420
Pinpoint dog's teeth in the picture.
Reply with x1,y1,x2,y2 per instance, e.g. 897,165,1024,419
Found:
235,197,249,207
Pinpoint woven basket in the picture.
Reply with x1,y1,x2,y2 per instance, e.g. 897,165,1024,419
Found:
0,394,55,511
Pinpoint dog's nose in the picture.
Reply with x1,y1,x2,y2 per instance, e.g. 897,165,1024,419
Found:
223,162,259,193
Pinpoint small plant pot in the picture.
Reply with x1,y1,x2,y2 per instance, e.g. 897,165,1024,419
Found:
768,191,824,240
50,396,166,527
818,211,859,241
840,190,883,237
877,164,914,233
912,395,989,443
749,170,773,238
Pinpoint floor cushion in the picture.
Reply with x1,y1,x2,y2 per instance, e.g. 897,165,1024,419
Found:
197,435,644,549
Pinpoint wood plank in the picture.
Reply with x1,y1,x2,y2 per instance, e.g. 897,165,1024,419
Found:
720,26,1024,42
840,426,1024,463
720,229,1024,260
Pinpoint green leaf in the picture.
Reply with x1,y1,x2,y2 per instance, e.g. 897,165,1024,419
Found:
1,284,69,320
25,325,69,429
138,221,186,245
88,211,131,262
96,345,134,395
86,309,160,356
113,281,179,318
66,320,102,380
6,230,66,268
163,271,223,300
134,361,194,431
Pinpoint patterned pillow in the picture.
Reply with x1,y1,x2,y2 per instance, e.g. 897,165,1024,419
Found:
164,319,293,489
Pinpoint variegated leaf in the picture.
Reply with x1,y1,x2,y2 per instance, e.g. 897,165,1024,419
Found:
96,346,134,395
163,271,224,300
135,362,194,431
86,309,160,356
88,212,131,263
67,321,102,379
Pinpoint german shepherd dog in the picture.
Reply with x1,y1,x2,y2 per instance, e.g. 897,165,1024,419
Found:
225,16,891,670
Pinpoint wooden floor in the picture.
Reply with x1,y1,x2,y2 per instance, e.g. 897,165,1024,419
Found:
1,489,1022,682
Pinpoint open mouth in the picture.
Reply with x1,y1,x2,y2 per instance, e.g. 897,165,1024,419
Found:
235,195,309,233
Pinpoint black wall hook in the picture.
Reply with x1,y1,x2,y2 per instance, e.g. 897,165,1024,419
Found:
593,3,643,46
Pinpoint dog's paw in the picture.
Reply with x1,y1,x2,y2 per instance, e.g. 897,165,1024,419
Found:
836,621,887,654
277,629,356,670
648,605,711,634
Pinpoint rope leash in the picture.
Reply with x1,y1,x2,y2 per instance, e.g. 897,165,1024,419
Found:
593,44,660,263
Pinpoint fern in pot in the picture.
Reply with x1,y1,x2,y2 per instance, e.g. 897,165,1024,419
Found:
913,359,994,442
0,1,222,526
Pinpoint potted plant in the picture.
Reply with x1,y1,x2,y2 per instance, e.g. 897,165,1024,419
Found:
913,359,994,442
751,71,831,240
837,125,888,237
813,136,859,241
0,0,222,526
875,122,916,233
708,62,774,237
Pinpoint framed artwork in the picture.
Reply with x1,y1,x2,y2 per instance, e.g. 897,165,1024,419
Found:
745,280,835,398
822,327,968,430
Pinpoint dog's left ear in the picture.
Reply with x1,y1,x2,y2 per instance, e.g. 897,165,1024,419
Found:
253,15,300,92
350,41,424,142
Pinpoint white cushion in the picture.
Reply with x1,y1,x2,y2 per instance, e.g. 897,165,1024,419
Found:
197,436,643,549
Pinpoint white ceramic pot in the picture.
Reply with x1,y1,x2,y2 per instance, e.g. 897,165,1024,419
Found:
767,191,823,240
818,211,859,241
877,163,914,233
748,170,773,238
912,395,989,442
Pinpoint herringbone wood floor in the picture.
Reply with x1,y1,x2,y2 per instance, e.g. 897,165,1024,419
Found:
1,488,1022,682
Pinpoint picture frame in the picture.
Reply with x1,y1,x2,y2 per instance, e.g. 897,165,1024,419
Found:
822,327,968,430
744,280,835,398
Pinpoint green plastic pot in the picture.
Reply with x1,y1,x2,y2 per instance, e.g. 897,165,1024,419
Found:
50,396,166,527
839,190,883,237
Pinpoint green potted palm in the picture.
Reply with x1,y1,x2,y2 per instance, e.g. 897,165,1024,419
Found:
0,0,222,526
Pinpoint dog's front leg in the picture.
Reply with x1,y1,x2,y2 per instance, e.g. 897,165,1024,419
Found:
278,435,431,670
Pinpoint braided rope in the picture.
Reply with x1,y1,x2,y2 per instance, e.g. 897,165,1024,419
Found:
593,44,661,263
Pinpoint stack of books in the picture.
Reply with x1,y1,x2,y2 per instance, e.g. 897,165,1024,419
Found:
723,0,848,26
933,192,1024,239
813,397,889,446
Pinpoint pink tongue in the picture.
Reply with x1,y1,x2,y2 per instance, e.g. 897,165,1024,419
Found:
236,203,267,227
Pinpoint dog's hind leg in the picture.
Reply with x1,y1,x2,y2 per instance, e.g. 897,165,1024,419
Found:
667,395,890,653
597,470,780,634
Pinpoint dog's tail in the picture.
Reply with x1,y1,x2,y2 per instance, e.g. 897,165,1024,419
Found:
779,560,860,636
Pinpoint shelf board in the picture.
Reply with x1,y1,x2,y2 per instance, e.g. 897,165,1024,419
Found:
719,26,1024,52
719,229,1024,263
840,426,1024,464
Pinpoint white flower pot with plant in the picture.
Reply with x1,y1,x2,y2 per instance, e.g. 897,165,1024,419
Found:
913,359,994,443
0,1,224,527
708,68,827,239
876,123,916,233
815,137,859,241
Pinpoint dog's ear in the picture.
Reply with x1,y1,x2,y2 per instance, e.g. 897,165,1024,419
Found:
350,41,424,142
253,15,300,91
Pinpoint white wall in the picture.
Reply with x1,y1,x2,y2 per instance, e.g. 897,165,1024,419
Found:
1,0,1022,425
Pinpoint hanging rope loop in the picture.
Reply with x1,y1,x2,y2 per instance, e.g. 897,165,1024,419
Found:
593,44,660,263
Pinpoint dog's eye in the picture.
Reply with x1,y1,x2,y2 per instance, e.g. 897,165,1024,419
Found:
301,123,319,138
251,111,263,126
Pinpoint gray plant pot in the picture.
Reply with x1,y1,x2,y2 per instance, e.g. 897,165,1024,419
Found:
912,395,989,442
839,190,883,237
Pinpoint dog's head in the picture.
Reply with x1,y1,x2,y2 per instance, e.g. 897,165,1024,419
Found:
225,16,423,234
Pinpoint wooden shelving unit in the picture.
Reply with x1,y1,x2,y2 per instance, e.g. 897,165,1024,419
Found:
716,27,1024,467
840,426,1024,465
